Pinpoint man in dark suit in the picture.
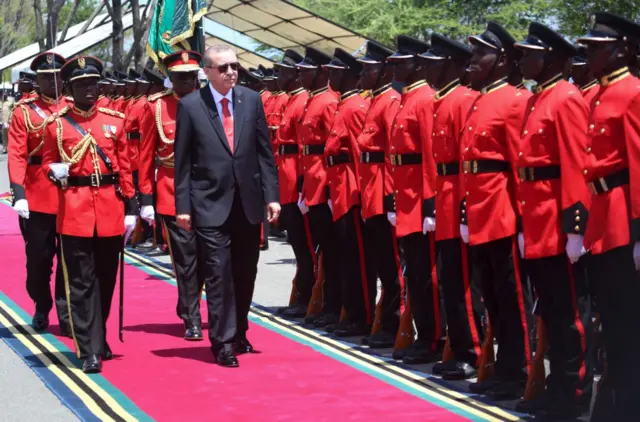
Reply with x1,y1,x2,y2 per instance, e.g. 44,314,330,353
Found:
174,45,280,368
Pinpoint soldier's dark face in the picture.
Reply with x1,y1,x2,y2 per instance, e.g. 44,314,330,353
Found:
265,78,279,91
468,44,503,90
391,58,414,82
425,59,445,88
277,66,298,91
359,62,382,90
125,82,136,96
328,67,344,92
71,78,99,108
571,63,591,86
170,71,198,97
298,68,316,90
518,48,546,82
586,41,624,78
136,82,149,96
115,84,126,96
36,72,63,98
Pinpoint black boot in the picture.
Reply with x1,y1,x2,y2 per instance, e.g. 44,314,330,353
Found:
32,312,49,332
82,354,102,373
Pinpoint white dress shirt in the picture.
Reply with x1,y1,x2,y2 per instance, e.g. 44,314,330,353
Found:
209,83,234,124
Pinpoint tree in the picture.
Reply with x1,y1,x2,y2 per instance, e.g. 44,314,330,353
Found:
123,0,156,70
0,0,37,58
554,1,640,38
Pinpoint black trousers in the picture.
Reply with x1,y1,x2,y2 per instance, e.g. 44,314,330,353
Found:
439,238,484,365
280,203,316,304
589,244,640,421
470,236,533,379
261,207,270,248
19,212,68,323
365,215,402,333
401,232,446,350
59,234,121,358
335,207,376,326
527,254,593,400
307,203,341,315
161,215,200,327
196,196,261,351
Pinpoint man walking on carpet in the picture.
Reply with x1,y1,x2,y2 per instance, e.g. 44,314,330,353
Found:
174,45,280,368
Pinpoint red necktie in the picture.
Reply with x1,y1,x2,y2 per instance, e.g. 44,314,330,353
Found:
220,97,234,152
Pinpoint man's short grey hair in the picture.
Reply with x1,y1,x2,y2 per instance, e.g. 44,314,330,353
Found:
204,45,236,66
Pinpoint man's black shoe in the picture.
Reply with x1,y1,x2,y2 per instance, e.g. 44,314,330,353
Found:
82,354,102,373
235,338,255,354
442,362,477,380
32,312,49,332
213,348,239,368
334,322,370,337
185,326,203,341
432,359,458,375
59,322,72,338
282,304,308,318
102,342,114,361
368,331,396,349
313,313,339,328
485,379,525,401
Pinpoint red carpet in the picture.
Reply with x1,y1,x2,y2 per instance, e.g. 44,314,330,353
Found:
0,203,471,421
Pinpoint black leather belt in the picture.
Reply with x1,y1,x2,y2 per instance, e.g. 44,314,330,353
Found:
127,132,141,140
390,153,421,166
302,144,325,155
436,162,459,176
67,173,119,187
326,153,351,168
27,155,42,165
588,168,629,195
518,165,561,181
278,144,298,155
359,151,385,163
462,159,510,174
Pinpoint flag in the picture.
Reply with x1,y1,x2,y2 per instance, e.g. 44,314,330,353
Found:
147,0,207,72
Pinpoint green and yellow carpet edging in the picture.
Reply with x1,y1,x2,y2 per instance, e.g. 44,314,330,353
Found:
125,248,524,422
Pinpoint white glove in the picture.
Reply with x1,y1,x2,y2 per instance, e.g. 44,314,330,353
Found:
49,163,70,180
140,205,155,224
297,193,309,215
517,233,525,259
123,215,137,245
13,199,29,219
422,217,435,234
633,242,640,271
327,199,333,214
566,234,587,264
387,212,396,227
460,224,470,244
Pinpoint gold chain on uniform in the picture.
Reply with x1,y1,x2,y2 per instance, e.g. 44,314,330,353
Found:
55,116,103,184
155,99,175,165
18,99,59,156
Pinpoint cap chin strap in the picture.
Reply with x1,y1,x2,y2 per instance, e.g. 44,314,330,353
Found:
435,61,452,90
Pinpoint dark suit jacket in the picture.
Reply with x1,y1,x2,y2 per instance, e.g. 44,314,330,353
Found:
174,85,279,227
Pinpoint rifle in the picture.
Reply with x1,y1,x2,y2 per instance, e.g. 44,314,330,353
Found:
119,242,125,342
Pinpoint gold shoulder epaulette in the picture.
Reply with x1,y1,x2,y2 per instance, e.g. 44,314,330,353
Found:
148,89,173,102
46,105,70,125
98,107,125,119
17,97,37,106
65,96,74,102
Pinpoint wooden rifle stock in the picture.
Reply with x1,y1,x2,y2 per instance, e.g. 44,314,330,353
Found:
524,316,547,400
477,320,495,382
306,251,324,318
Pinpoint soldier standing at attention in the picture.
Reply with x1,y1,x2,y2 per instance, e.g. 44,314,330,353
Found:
578,12,640,421
8,52,71,335
354,41,403,349
513,23,594,418
462,22,533,400
42,57,138,373
139,52,204,340
571,45,599,104
422,34,485,380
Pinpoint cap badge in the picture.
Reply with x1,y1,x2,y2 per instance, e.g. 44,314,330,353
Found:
589,14,596,29
182,52,189,63
78,58,86,69
46,54,53,64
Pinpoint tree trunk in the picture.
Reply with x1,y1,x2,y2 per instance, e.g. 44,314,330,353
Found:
124,0,156,70
33,0,46,51
59,0,81,43
45,0,68,49
111,0,125,70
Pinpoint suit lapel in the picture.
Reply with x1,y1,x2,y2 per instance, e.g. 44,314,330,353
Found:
232,86,244,154
199,86,232,155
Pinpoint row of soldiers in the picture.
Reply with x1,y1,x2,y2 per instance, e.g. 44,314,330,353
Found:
260,12,638,422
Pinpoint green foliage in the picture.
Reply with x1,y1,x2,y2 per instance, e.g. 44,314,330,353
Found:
59,0,102,28
555,1,640,38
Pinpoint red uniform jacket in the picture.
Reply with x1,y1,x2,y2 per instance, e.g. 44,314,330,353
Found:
266,91,289,153
584,69,640,254
111,96,124,113
139,90,179,216
96,95,111,109
580,80,599,105
123,96,148,173
432,82,478,241
260,89,272,107
324,90,370,221
459,80,530,245
516,79,590,259
8,95,69,214
297,87,339,206
274,88,308,205
356,84,400,220
42,106,136,237
385,81,434,238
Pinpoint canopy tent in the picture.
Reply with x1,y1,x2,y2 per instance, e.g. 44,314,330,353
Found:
204,0,371,55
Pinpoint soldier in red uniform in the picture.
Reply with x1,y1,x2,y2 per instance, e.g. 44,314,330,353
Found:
295,47,341,328
111,72,127,112
462,22,533,399
42,57,138,373
272,50,317,318
323,48,375,336
355,41,402,349
8,52,70,335
385,35,444,364
513,23,594,418
578,13,640,421
17,72,37,101
422,34,484,380
571,45,599,104
258,65,272,105
139,51,203,340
